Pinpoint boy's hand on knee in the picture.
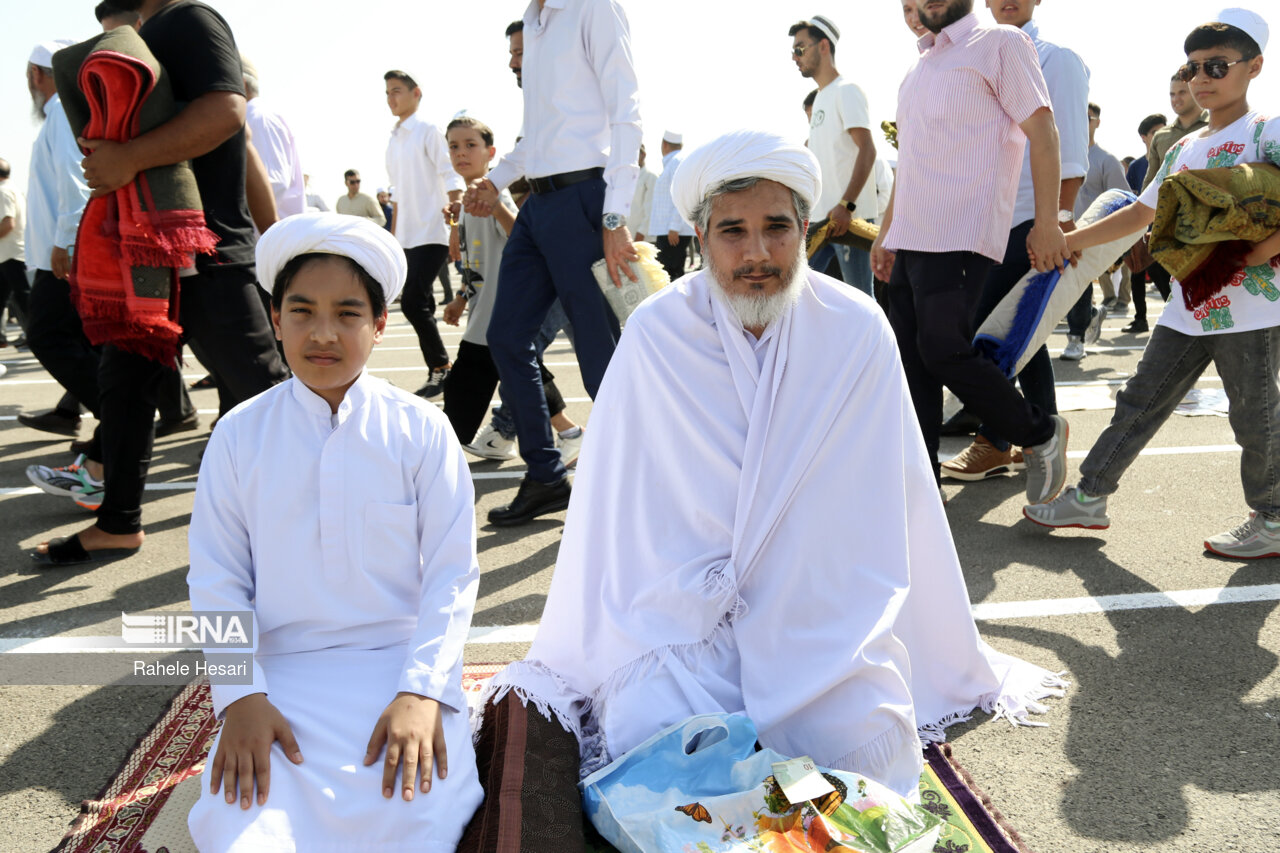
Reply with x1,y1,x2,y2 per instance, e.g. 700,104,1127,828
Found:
210,693,303,809
364,693,448,801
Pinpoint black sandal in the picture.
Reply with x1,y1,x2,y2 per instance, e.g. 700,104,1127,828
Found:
31,535,139,567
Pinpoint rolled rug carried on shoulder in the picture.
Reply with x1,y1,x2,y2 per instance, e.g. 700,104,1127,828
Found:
974,189,1145,378
52,27,218,365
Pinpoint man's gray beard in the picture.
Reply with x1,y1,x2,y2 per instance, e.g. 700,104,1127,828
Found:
30,91,47,123
705,246,806,332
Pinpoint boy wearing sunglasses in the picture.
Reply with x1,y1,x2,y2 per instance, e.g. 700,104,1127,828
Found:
1025,8,1280,558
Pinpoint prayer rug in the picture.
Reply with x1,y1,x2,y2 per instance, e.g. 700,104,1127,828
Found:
56,666,1034,853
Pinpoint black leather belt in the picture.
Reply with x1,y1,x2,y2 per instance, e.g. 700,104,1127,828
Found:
527,167,604,195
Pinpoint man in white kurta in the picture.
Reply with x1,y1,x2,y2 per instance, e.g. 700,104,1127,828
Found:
482,131,1065,799
186,214,482,851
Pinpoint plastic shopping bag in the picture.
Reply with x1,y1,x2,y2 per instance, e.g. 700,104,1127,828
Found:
581,713,942,853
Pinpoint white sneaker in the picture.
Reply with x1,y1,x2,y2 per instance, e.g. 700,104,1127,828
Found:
1060,335,1085,361
1204,513,1280,559
1084,304,1108,345
557,428,584,468
463,423,517,461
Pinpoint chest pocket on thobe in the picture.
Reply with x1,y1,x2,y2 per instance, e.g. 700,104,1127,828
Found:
363,502,422,588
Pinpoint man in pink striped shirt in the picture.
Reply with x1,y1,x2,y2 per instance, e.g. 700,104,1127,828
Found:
871,0,1073,506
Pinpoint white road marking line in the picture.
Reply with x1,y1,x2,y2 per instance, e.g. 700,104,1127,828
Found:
8,585,1280,654
0,443,1241,499
0,623,541,653
971,584,1280,621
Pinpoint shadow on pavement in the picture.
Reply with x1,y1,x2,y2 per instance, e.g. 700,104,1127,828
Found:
978,542,1280,845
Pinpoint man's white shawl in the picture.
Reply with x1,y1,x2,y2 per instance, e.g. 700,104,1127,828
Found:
483,269,1065,780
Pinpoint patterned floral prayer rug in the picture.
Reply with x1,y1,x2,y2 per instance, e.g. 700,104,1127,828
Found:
55,667,1033,853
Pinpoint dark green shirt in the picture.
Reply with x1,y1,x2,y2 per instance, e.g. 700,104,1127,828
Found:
1142,111,1210,190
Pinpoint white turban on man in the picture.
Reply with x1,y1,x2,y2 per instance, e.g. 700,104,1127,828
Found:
670,130,822,228
256,212,407,304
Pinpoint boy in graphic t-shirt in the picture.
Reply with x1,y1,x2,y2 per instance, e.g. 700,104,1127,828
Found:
1025,9,1280,559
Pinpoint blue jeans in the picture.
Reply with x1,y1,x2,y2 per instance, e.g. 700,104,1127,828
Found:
1079,324,1280,518
808,222,875,297
487,178,619,483
491,299,574,440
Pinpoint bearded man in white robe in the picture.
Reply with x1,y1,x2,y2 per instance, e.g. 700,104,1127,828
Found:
464,131,1065,850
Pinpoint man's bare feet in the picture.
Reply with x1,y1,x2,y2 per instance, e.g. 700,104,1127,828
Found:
35,523,144,556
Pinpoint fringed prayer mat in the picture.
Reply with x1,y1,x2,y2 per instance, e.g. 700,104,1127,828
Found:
56,666,1034,853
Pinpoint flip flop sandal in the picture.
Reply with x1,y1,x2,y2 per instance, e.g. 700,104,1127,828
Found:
190,374,217,390
30,535,139,567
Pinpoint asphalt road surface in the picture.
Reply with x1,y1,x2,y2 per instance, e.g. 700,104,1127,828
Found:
2,285,1278,852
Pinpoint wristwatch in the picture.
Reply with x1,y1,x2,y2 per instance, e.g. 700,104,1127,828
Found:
602,212,626,231
840,200,857,213
1057,209,1075,223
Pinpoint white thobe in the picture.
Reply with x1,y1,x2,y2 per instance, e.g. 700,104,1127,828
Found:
484,270,1065,799
186,372,483,852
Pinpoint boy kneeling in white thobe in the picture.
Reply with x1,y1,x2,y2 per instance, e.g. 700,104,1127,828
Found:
186,213,483,851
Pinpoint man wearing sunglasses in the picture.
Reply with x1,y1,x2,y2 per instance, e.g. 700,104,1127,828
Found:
336,169,386,226
790,14,877,296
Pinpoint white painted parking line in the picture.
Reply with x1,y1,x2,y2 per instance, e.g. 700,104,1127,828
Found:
0,442,1241,498
8,585,1280,654
0,623,541,653
971,584,1280,621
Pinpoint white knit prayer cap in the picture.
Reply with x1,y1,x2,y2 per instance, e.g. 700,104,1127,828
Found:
256,212,408,304
29,39,77,69
671,130,821,229
1214,7,1269,53
808,14,840,44
662,130,683,145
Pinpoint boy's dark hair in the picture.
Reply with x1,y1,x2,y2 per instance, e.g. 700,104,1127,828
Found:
447,116,495,147
1184,22,1262,60
95,1,138,23
1138,113,1168,137
505,19,523,37
1088,102,1101,117
271,253,387,318
788,21,835,58
383,69,418,89
803,89,818,110
0,158,9,180
344,168,359,180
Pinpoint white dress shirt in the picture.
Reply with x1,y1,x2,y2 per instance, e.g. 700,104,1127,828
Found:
487,0,643,217
245,98,305,218
630,166,657,237
386,112,465,249
186,374,483,849
26,94,90,272
648,149,694,237
1011,19,1090,226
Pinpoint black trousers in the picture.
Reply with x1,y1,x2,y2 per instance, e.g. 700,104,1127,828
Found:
443,339,565,445
972,220,1057,449
27,269,196,426
0,258,30,332
401,243,451,370
97,266,286,534
657,235,692,282
887,249,1056,481
1134,262,1173,324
